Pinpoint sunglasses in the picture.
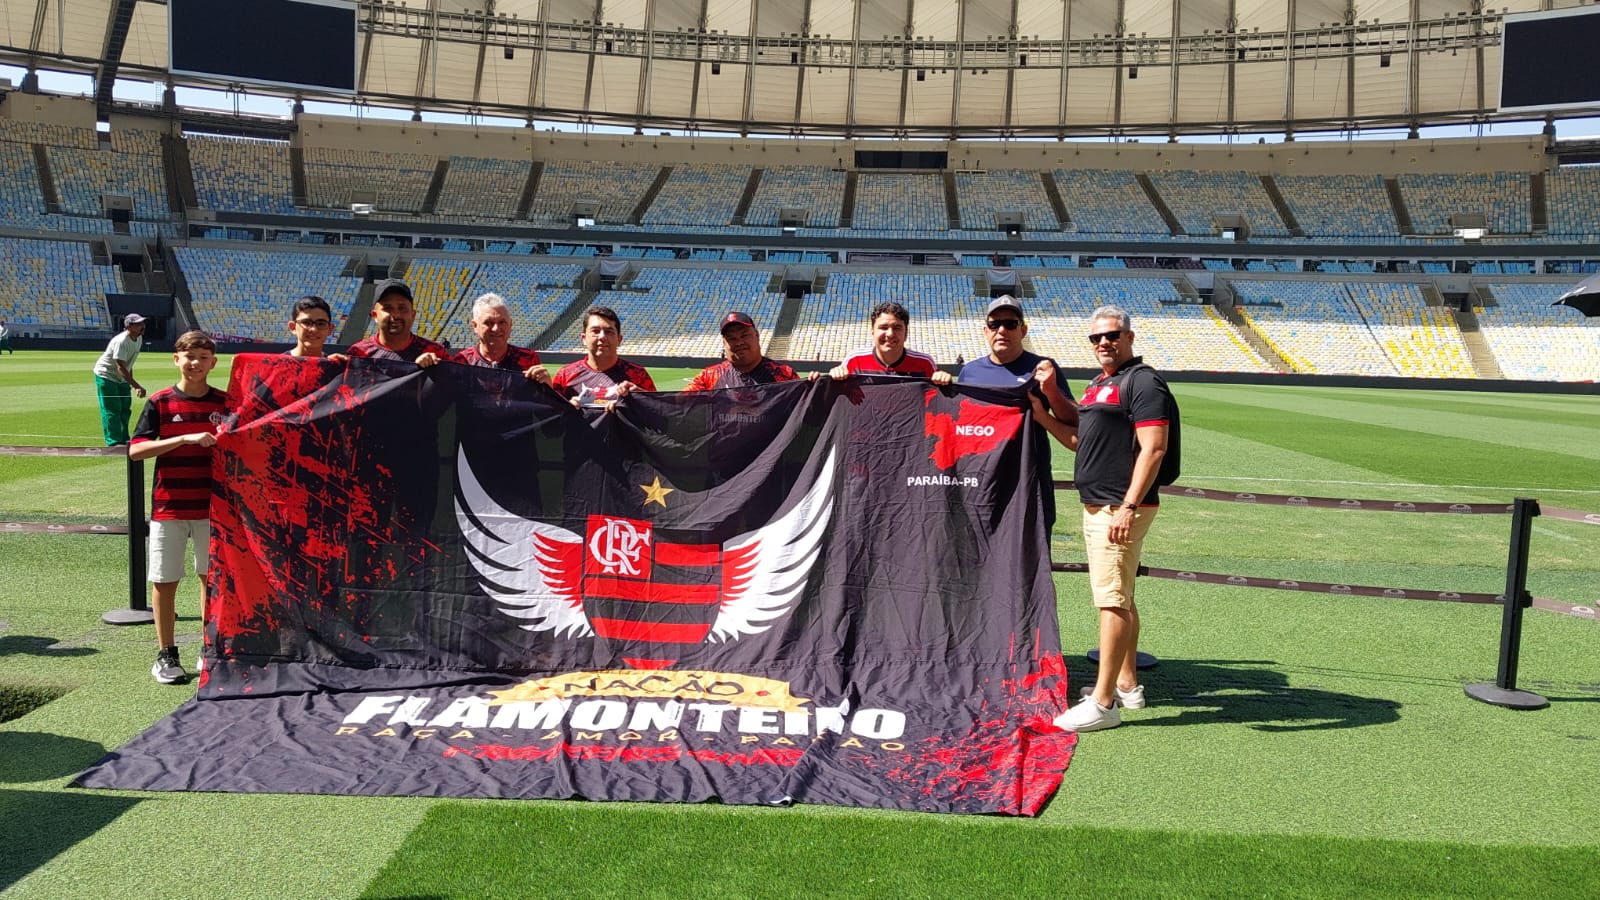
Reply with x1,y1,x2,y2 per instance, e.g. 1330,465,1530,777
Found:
1088,330,1124,345
986,318,1022,332
294,319,333,329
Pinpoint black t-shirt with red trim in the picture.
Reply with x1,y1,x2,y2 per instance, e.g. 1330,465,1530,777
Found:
552,358,657,400
348,334,448,363
684,358,798,391
1074,357,1173,507
131,385,227,521
453,345,543,372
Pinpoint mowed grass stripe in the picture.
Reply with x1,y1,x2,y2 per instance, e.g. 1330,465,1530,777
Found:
1368,392,1600,430
1186,382,1599,420
1179,394,1597,490
1176,385,1599,460
359,804,1600,900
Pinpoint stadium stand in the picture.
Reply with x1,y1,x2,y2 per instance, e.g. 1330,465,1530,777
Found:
1051,169,1168,236
1475,282,1600,381
1397,172,1531,236
641,164,751,226
1027,276,1267,373
1275,174,1399,238
1148,170,1290,238
1230,281,1439,376
954,170,1060,232
0,237,121,332
744,166,846,228
188,135,299,216
527,161,660,226
1544,166,1600,238
560,267,786,357
434,261,586,349
304,147,435,213
0,119,99,149
434,156,531,219
391,259,476,341
851,173,947,231
0,141,53,228
48,128,170,220
785,272,982,362
175,247,362,342
1346,282,1474,378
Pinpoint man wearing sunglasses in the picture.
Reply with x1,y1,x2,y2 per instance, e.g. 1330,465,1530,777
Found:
1035,306,1174,734
952,296,1078,526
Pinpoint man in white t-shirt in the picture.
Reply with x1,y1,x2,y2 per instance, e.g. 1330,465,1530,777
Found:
92,313,148,446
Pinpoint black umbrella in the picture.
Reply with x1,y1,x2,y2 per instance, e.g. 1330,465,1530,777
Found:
1554,273,1600,317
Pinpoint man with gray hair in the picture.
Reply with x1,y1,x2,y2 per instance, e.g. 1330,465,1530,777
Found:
451,292,551,384
1029,305,1177,733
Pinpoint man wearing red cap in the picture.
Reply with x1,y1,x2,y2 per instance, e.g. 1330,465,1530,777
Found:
684,311,799,391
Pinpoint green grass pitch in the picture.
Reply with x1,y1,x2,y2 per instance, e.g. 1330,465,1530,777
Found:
2,351,1598,899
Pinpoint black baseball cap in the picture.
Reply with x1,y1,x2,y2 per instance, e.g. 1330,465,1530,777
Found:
720,311,756,334
373,279,414,304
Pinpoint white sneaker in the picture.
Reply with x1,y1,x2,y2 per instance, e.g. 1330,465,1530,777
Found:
1080,683,1146,710
1054,696,1121,733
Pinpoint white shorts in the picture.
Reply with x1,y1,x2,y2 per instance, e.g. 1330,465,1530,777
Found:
149,518,210,585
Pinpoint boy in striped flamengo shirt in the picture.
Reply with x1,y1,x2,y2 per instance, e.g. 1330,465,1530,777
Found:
129,330,227,685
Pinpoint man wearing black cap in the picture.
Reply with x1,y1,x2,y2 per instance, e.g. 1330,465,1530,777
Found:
347,279,446,366
91,313,148,445
954,295,1077,525
684,311,799,391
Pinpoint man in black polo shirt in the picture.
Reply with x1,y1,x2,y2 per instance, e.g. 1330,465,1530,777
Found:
1031,305,1174,733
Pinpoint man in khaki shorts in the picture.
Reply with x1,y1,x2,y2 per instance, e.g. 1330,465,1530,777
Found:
1029,305,1175,733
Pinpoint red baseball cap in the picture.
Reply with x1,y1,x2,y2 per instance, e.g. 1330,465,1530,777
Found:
720,311,755,334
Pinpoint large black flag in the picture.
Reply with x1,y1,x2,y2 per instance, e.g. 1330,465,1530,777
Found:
76,355,1075,814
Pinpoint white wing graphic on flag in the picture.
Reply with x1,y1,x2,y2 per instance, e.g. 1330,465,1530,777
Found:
709,448,837,643
455,447,592,638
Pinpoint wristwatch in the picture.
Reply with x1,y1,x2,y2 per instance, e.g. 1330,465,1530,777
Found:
1121,503,1139,512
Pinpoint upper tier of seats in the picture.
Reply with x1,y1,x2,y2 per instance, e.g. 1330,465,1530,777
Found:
49,128,170,221
641,164,751,227
852,173,948,231
1544,167,1600,238
1275,174,1399,238
304,146,435,213
1149,170,1290,238
527,161,660,226
189,136,298,216
1398,172,1531,236
955,170,1060,232
1052,169,1169,236
744,166,847,228
434,156,531,219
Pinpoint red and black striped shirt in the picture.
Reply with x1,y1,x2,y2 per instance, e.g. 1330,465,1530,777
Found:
348,334,448,363
131,386,227,521
453,344,543,372
552,358,656,401
684,358,798,392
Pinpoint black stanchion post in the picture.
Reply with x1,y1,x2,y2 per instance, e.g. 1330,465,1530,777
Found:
103,451,153,625
1465,497,1547,710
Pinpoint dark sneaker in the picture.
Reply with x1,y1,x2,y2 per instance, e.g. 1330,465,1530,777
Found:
151,647,189,685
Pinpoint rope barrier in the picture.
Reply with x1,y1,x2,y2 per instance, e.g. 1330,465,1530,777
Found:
1051,480,1525,515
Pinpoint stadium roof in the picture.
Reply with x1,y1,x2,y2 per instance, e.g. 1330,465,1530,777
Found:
0,0,1572,138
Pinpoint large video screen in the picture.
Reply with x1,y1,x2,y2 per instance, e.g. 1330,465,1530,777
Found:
169,0,357,94
1499,7,1600,113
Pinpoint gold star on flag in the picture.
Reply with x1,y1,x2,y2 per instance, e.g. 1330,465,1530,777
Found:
640,476,675,508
